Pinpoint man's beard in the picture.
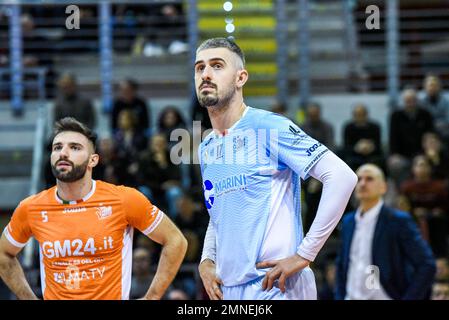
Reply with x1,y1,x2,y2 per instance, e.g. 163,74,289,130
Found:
198,83,236,109
51,158,89,183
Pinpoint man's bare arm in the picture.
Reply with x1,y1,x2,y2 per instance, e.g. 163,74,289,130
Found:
143,215,188,300
0,233,38,300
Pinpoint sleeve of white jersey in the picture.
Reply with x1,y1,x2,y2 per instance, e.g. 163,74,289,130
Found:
200,219,216,263
297,151,357,261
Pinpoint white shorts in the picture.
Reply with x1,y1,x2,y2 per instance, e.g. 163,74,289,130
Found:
221,267,317,300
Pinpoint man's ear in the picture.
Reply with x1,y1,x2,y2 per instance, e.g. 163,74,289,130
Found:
380,180,388,196
90,153,100,168
236,69,248,88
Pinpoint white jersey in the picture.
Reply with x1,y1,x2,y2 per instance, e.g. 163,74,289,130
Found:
199,107,329,286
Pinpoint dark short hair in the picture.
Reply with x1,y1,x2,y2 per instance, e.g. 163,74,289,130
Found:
196,37,245,67
52,117,97,151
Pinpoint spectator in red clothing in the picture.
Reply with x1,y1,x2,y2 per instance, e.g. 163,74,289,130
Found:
400,155,449,257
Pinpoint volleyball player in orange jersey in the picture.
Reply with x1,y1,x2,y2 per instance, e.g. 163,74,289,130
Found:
0,117,187,300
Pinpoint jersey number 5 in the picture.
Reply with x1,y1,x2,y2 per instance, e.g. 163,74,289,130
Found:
41,211,48,223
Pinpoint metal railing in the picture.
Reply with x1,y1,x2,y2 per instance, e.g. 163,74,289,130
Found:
0,67,47,100
0,0,189,112
354,1,449,96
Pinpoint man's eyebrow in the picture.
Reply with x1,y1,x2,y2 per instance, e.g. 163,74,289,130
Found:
194,58,227,66
194,60,203,67
52,142,84,147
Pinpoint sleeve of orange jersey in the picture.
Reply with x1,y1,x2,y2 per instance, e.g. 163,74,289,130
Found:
123,187,164,236
3,201,32,248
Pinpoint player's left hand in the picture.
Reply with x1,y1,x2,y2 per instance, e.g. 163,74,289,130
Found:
256,254,310,293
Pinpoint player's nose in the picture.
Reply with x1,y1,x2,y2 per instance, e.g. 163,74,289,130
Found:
59,145,70,157
201,65,213,81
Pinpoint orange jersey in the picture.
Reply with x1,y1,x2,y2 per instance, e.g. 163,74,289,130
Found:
3,180,164,300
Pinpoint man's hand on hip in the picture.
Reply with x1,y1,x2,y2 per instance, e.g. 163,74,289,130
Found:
256,254,310,293
199,259,223,300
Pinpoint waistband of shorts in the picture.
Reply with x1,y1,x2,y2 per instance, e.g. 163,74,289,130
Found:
222,275,265,289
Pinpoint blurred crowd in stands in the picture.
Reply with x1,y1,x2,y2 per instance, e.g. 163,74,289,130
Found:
1,1,448,301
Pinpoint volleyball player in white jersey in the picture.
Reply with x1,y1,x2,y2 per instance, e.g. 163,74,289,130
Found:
195,38,357,300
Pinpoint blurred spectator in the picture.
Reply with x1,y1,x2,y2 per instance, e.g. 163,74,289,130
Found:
135,234,160,265
53,73,96,129
318,256,337,300
167,288,189,300
400,155,448,257
182,230,201,263
114,4,140,53
130,247,154,299
111,79,150,136
389,88,434,159
394,194,412,213
21,13,57,98
301,102,335,231
139,3,187,57
174,193,208,240
420,74,449,139
115,109,147,151
113,109,147,187
137,134,182,217
343,104,384,171
336,164,435,300
191,93,212,132
271,101,288,117
301,102,335,150
93,137,116,182
157,106,187,148
159,4,188,55
422,132,449,180
431,280,449,300
436,257,449,281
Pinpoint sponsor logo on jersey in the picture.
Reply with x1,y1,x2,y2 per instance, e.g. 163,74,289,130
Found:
203,174,248,206
215,174,247,195
203,180,215,209
289,125,308,146
63,207,87,214
96,205,112,220
306,143,322,156
233,135,247,152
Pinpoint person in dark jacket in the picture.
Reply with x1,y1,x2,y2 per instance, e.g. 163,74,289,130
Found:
111,79,150,136
389,88,434,159
335,164,436,300
343,104,383,171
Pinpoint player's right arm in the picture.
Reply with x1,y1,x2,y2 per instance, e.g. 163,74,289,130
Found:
0,233,38,300
198,220,223,300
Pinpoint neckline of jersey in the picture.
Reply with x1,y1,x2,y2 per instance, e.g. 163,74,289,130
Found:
54,180,97,205
212,105,250,139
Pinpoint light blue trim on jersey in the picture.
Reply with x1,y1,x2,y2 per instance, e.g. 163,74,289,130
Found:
292,171,303,248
